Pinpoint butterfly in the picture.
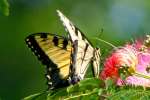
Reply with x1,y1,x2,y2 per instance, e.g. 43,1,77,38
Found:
25,10,100,89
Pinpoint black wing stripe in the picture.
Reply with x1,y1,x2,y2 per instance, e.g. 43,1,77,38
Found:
81,43,89,65
26,36,53,65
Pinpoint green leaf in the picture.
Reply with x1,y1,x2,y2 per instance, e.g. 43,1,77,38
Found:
67,84,80,93
64,88,101,100
107,87,150,100
98,88,103,96
47,87,68,99
67,78,104,94
0,0,9,16
23,91,48,100
105,78,115,90
23,78,104,100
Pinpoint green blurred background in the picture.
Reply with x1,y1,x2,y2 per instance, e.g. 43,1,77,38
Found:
0,0,150,99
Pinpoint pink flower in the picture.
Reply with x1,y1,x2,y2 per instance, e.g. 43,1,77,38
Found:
100,35,150,87
125,52,150,87
114,45,138,70
100,45,138,80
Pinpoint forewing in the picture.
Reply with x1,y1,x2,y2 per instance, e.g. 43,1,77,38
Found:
57,10,90,44
57,10,96,80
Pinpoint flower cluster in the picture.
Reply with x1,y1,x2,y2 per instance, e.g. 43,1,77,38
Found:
100,35,150,87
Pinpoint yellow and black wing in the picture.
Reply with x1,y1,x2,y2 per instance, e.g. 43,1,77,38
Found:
25,33,72,89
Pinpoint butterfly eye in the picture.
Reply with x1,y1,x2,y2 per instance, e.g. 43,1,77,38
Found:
53,36,59,46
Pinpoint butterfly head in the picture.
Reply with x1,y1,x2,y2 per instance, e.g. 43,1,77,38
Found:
69,74,80,84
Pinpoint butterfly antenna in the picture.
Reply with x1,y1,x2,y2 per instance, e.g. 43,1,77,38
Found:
94,37,117,48
98,28,104,37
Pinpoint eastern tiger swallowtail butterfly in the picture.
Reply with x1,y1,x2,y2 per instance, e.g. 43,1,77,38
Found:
25,10,100,89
